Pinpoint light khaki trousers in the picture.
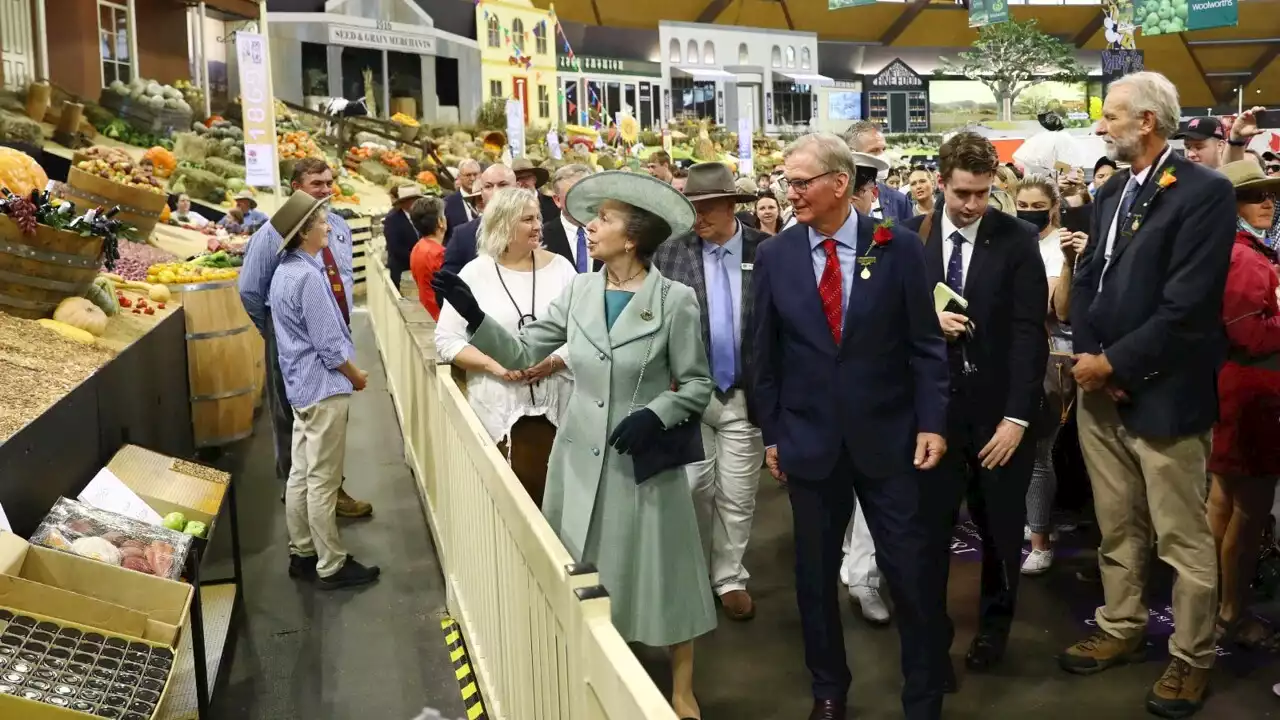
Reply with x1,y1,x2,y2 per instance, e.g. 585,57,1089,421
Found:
286,394,351,579
1076,389,1218,668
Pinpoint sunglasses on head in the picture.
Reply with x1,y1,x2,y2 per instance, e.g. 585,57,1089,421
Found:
1238,190,1277,205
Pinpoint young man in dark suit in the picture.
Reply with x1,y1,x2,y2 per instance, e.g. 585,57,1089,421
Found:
1059,71,1235,720
539,163,600,272
753,132,950,720
652,162,769,623
905,132,1048,677
442,163,516,275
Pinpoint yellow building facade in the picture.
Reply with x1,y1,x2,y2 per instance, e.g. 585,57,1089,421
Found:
475,0,558,127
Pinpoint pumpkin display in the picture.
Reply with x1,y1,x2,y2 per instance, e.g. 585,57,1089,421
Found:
52,297,109,336
85,277,120,316
143,146,177,179
0,147,50,196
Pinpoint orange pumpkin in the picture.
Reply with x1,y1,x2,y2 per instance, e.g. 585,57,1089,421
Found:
143,146,176,179
416,170,438,187
0,147,49,197
160,204,171,223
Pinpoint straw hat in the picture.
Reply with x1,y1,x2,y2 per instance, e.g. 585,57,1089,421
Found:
682,162,757,204
511,158,550,187
271,191,330,255
392,185,424,203
565,171,695,237
232,190,258,209
1222,160,1280,195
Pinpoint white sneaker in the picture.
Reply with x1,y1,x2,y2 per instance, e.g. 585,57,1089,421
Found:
850,586,891,625
1021,548,1054,576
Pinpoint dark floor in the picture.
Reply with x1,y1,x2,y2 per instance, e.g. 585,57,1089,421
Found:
203,311,466,720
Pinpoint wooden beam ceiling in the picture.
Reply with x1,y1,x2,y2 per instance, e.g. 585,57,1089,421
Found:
696,0,735,24
1072,9,1104,46
879,0,930,45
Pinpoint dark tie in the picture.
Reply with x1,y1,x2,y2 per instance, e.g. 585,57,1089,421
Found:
818,239,843,345
1117,177,1141,229
575,226,588,273
946,231,966,296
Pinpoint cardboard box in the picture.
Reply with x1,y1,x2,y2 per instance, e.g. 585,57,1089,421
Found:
0,603,175,719
106,445,228,539
0,533,191,648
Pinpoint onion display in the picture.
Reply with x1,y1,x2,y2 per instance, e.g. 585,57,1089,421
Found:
104,240,178,281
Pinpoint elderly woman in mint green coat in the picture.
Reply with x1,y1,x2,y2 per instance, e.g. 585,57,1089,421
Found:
433,171,715,720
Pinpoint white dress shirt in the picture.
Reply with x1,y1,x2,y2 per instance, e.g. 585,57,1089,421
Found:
560,214,584,267
1100,145,1172,288
940,210,1028,428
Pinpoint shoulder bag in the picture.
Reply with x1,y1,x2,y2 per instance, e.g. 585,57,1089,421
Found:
629,279,705,483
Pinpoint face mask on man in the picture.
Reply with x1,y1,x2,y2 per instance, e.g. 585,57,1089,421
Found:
1017,209,1052,232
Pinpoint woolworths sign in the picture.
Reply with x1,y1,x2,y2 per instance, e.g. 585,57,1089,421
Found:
1137,0,1237,35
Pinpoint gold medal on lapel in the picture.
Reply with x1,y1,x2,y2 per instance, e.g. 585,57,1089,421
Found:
640,309,654,321
1131,217,1141,232
860,267,871,279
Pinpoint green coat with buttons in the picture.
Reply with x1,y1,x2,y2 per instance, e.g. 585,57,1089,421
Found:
469,267,718,647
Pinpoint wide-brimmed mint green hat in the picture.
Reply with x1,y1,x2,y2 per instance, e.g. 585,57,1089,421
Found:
564,171,695,237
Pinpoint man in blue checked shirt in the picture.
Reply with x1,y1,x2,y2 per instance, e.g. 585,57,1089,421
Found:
238,157,374,518
268,190,380,590
218,190,270,234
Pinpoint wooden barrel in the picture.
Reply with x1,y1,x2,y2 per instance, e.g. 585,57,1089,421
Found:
0,215,104,319
180,279,257,448
64,167,168,240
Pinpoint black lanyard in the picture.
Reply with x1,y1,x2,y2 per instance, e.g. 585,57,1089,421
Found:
494,255,538,402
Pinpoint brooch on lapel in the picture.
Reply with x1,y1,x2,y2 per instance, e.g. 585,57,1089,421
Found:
863,220,894,279
640,309,654,321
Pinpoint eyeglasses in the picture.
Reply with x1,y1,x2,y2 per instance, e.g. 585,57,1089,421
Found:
779,171,836,194
1238,191,1277,205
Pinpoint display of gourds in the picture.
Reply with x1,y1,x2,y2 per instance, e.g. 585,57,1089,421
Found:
107,77,193,115
52,297,109,337
36,318,96,345
85,276,120,316
0,146,50,196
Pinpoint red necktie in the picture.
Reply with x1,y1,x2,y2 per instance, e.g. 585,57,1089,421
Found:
818,239,843,345
320,246,351,327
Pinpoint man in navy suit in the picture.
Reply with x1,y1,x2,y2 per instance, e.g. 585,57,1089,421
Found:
845,120,913,223
442,163,516,275
753,132,950,720
443,159,481,243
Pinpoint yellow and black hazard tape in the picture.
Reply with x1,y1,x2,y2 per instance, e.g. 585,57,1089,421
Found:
441,616,488,720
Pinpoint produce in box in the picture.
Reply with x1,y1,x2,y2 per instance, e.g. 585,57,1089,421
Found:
76,153,166,195
30,497,193,580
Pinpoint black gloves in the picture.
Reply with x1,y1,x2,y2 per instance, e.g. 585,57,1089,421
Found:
432,270,485,331
607,409,663,455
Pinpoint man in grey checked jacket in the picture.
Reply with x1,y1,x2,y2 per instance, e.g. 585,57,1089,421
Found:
652,162,769,622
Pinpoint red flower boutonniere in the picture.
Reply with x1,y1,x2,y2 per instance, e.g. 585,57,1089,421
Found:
860,220,894,279
1157,167,1177,189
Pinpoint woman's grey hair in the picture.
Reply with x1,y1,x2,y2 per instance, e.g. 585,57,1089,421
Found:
553,164,593,198
478,187,539,258
1108,71,1181,139
783,133,856,197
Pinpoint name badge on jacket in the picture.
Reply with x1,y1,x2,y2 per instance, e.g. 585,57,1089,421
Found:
741,263,754,271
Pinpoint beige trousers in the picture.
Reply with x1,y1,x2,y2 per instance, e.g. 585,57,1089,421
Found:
1076,389,1218,668
286,394,351,579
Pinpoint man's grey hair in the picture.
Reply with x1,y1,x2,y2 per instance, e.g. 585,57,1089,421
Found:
783,133,856,197
1108,71,1181,139
458,158,481,172
477,187,539,258
844,120,884,152
552,163,593,198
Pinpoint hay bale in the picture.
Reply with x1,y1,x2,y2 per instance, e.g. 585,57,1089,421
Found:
204,157,246,179
173,132,210,163
0,111,43,145
357,159,389,186
171,166,226,204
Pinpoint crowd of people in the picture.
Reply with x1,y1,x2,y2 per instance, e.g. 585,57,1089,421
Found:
236,67,1280,720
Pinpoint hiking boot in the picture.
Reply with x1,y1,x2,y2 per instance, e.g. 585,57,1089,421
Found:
288,554,318,579
1059,629,1146,675
336,487,373,518
1145,658,1210,719
319,558,381,590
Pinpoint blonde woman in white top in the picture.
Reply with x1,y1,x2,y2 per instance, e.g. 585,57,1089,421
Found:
435,188,577,506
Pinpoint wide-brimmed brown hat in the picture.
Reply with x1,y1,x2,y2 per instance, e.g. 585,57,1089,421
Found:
682,162,757,204
511,158,550,187
232,189,258,209
272,191,330,255
1222,160,1280,195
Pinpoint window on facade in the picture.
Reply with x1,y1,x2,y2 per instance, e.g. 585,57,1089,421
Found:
801,48,811,69
534,22,547,54
490,79,503,98
669,39,681,64
738,43,749,64
487,16,500,47
785,47,796,68
771,46,781,68
97,0,132,87
512,19,525,54
670,76,716,121
772,82,813,127
538,85,550,119
687,40,699,65
703,41,715,65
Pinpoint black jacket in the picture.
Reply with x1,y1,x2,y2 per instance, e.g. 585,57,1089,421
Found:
382,210,417,272
443,192,474,244
1069,150,1235,438
541,218,600,272
442,217,480,276
907,207,1048,429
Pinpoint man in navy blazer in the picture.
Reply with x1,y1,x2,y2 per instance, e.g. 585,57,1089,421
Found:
442,163,516,275
845,120,914,223
753,133,950,720
443,159,480,243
